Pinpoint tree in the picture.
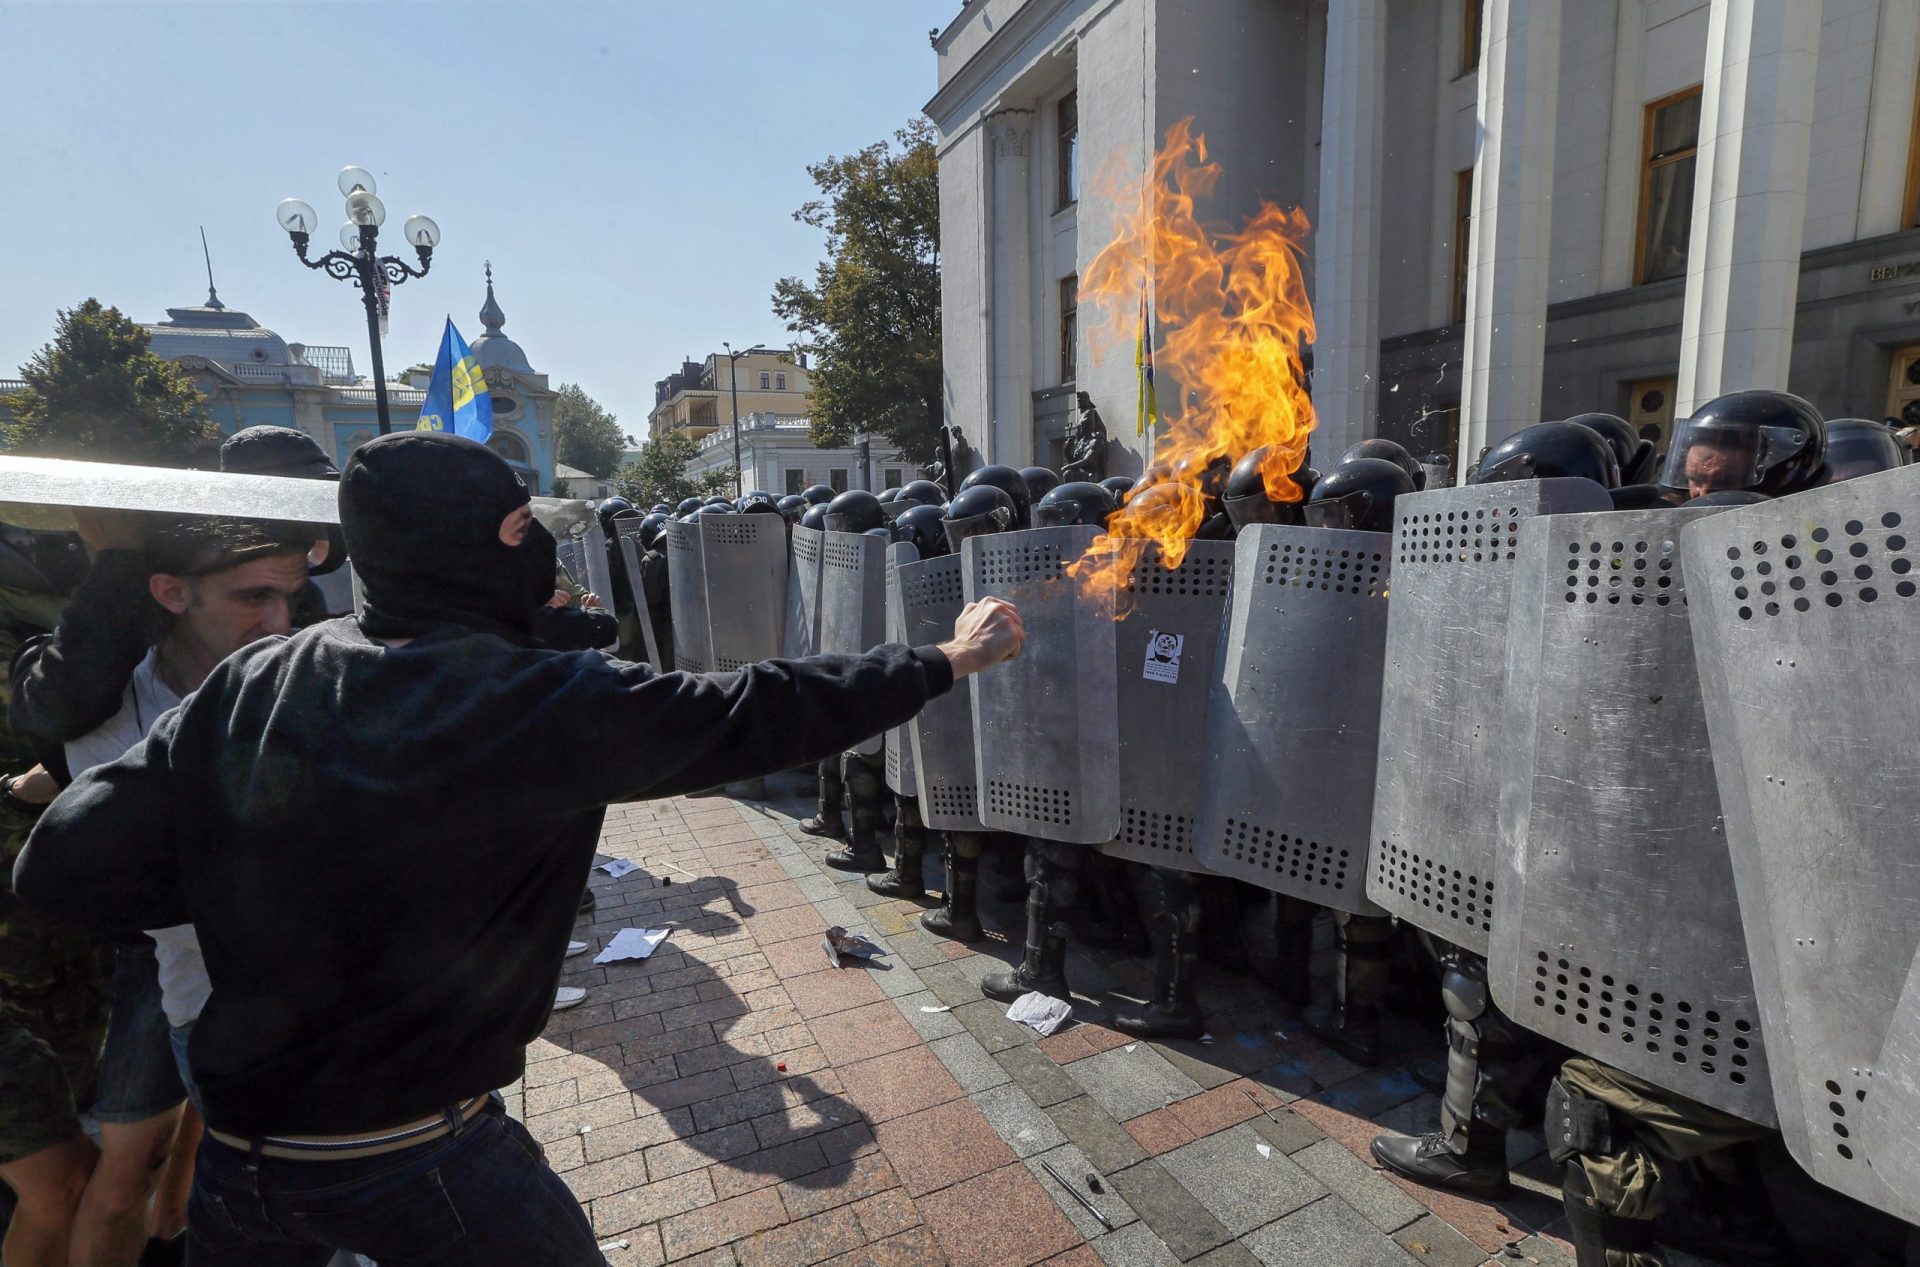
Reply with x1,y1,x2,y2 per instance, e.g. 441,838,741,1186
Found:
552,382,628,478
773,118,941,465
613,430,734,507
3,299,218,464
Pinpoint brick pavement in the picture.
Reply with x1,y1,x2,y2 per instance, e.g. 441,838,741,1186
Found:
522,775,1581,1267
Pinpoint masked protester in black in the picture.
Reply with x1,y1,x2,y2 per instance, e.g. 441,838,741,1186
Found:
13,432,1014,1267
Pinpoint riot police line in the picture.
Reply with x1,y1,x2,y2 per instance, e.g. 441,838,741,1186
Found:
584,394,1920,1264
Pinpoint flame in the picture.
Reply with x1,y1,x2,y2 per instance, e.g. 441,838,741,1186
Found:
1067,119,1317,600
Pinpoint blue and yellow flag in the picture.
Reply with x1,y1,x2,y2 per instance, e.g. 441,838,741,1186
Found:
416,318,493,442
1135,288,1158,437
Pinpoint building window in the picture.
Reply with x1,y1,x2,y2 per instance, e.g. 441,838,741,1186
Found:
1885,345,1920,427
775,372,787,391
488,431,530,465
1627,376,1679,448
1451,169,1474,325
1056,91,1079,210
884,468,903,489
829,468,849,492
1636,88,1703,285
785,469,806,495
1461,0,1485,75
759,371,771,390
1060,274,1079,384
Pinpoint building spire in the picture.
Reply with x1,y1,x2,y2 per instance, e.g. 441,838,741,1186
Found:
479,259,505,332
199,226,224,310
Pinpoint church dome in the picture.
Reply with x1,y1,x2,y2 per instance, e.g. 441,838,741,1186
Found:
467,263,534,375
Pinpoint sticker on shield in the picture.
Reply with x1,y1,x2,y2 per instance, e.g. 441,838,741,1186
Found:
1143,630,1183,683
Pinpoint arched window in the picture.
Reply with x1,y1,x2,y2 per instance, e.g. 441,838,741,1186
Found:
488,431,530,465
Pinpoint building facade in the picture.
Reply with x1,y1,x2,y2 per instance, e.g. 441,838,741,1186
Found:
685,411,922,495
0,275,559,492
648,349,813,440
929,0,1920,474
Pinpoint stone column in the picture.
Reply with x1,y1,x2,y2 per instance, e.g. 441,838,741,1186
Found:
1313,0,1387,460
989,108,1036,466
1458,0,1562,471
1675,0,1824,414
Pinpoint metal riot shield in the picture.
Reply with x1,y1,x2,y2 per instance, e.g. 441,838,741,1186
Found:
1192,524,1392,910
1685,466,1920,1217
700,513,788,671
1489,507,1773,1124
555,535,585,587
883,542,919,798
964,526,1117,844
785,524,825,659
896,554,984,830
1098,540,1233,875
1865,943,1920,1207
615,533,662,669
1367,478,1613,954
819,530,889,756
578,522,613,607
664,519,711,674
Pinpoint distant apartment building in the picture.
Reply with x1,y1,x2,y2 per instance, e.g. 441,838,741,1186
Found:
648,349,813,440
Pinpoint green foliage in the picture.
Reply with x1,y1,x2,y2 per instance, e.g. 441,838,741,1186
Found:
772,117,941,466
3,299,218,464
613,430,734,507
550,476,573,499
552,381,627,478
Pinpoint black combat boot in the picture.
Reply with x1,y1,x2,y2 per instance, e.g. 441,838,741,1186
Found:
1271,909,1316,1008
1370,1121,1513,1200
1309,913,1391,1066
983,881,1070,1002
1197,877,1250,974
1112,918,1204,1040
920,850,983,943
798,761,846,840
826,809,887,872
867,822,928,899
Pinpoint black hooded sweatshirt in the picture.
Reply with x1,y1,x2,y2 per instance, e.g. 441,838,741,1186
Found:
14,432,951,1136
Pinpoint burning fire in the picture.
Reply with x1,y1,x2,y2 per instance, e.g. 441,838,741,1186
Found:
1068,118,1317,593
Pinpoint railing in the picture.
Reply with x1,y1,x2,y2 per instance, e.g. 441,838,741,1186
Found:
0,379,26,396
332,386,426,405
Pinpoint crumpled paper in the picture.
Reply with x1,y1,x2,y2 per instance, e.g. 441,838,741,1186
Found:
1007,990,1073,1035
593,927,669,964
822,926,884,968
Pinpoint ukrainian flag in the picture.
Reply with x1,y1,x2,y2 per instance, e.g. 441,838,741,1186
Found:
416,318,494,442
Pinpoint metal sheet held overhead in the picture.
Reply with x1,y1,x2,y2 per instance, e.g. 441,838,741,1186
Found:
964,526,1117,844
0,455,339,530
664,519,711,674
786,524,825,659
1491,508,1773,1124
1685,467,1920,1218
1193,525,1392,910
1099,539,1233,875
1368,478,1613,954
819,530,889,756
883,542,920,798
615,534,662,669
701,513,788,671
896,554,983,830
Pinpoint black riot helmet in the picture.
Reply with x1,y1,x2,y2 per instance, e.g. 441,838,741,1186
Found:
1566,413,1657,485
878,487,903,504
637,516,668,552
1819,419,1908,485
1339,438,1426,491
736,490,779,514
886,479,946,520
960,465,1033,529
1099,475,1137,500
942,483,1017,553
676,497,704,517
799,503,830,531
1659,390,1827,499
863,526,893,541
1032,481,1116,530
891,502,950,557
824,489,885,534
800,483,835,506
775,493,809,523
703,495,733,508
595,497,634,535
650,503,672,515
1471,421,1621,488
1109,480,1206,537
1305,458,1416,533
1019,467,1061,503
1222,446,1308,532
694,502,736,517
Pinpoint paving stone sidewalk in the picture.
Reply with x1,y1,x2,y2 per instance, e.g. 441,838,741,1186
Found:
521,775,1581,1267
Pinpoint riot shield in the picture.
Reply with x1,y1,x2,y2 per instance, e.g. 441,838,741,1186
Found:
883,542,919,799
664,519,712,674
895,553,985,830
1192,524,1391,910
615,534,662,669
1367,478,1613,954
785,524,825,659
1490,507,1773,1124
555,535,586,587
1098,539,1232,875
700,513,787,671
964,526,1117,844
0,455,339,529
1685,466,1920,1217
818,531,889,756
1865,944,1920,1207
578,522,613,606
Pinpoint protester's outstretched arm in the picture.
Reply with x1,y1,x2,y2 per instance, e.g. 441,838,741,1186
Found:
12,707,187,934
9,547,153,748
586,596,1023,802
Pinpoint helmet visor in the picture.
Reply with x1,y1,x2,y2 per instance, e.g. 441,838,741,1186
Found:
1659,416,1811,496
1821,426,1906,485
943,507,1011,553
1031,501,1085,529
1301,489,1371,532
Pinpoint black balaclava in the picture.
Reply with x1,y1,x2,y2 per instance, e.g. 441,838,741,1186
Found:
340,431,554,644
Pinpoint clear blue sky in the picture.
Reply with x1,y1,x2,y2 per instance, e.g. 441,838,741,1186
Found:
0,0,954,437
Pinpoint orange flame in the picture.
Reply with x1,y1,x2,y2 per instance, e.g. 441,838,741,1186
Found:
1068,119,1317,598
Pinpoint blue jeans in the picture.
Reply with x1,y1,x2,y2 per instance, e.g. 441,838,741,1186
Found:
185,1097,607,1266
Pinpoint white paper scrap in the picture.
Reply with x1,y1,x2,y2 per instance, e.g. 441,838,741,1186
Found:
1006,991,1074,1036
1255,1143,1273,1159
920,1005,954,1013
598,858,639,878
1125,1043,1138,1053
593,927,669,964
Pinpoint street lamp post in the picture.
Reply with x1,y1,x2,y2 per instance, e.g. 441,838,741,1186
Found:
276,168,440,435
721,342,746,498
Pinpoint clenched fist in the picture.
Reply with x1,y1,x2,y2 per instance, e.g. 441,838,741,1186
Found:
938,597,1025,679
